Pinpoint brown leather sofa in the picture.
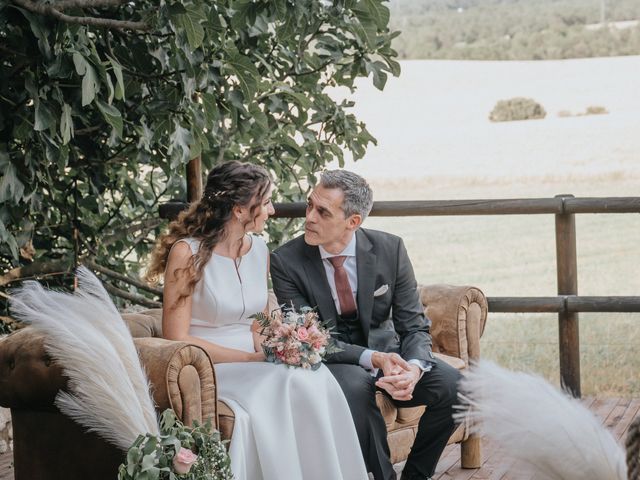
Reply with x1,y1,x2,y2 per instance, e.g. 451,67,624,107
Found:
0,284,486,480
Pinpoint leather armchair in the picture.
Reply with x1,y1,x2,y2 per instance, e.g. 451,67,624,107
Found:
0,284,486,479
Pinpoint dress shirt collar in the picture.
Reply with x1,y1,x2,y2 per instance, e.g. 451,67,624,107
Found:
318,232,357,260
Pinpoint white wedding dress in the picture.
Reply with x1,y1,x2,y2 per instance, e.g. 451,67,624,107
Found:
179,235,368,480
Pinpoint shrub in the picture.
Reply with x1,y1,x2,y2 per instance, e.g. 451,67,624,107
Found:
489,97,547,122
585,105,609,115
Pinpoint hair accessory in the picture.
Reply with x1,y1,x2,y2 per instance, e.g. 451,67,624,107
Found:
203,190,226,201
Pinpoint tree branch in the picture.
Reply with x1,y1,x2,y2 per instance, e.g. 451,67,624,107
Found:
85,258,162,296
0,258,73,287
0,45,28,58
75,125,102,136
12,0,149,31
101,217,163,247
101,280,161,308
288,60,333,78
53,0,125,9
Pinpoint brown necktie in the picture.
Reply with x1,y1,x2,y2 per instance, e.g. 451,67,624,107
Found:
328,256,357,317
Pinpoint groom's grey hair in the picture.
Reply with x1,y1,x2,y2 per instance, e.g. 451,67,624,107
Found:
319,170,374,220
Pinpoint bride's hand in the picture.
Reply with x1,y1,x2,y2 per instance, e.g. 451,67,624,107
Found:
247,351,266,362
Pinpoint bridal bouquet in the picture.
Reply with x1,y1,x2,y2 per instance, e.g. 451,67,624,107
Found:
254,307,340,370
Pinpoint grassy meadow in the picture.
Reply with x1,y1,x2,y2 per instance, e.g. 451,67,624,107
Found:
365,174,640,396
336,56,640,396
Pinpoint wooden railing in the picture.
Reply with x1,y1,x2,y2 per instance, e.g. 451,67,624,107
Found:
160,195,640,397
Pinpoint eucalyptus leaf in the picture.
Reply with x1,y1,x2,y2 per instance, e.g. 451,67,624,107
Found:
140,452,158,471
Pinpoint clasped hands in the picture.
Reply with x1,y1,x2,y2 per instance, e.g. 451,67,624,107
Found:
372,352,422,401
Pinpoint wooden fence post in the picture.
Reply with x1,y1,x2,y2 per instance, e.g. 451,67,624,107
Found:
186,157,203,202
555,194,581,397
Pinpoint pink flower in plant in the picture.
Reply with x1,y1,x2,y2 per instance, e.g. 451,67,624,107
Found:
173,447,198,475
297,327,310,342
284,347,301,365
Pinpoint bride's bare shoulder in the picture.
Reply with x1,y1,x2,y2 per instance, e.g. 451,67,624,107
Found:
167,240,195,267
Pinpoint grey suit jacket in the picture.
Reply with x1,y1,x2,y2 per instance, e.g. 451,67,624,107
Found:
270,228,434,366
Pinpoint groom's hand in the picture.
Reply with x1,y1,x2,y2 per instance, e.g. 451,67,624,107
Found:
372,352,421,401
376,364,422,401
371,352,410,377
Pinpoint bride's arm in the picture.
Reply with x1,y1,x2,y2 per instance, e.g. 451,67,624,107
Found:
251,318,266,353
250,254,270,353
162,242,264,363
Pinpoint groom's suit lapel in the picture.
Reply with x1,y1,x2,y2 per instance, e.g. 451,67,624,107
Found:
356,229,376,340
302,243,338,327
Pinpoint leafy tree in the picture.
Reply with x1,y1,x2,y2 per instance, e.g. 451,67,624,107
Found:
0,0,400,318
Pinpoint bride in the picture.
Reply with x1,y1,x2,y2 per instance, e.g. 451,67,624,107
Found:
146,161,368,480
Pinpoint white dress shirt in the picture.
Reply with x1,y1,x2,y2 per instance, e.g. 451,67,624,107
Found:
319,233,429,376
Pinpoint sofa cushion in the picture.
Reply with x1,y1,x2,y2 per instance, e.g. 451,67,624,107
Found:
122,310,162,338
433,351,465,370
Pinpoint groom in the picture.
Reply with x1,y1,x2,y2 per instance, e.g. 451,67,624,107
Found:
270,170,460,480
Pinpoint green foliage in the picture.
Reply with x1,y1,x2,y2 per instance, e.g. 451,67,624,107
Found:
489,97,546,122
389,0,640,60
0,0,399,305
118,409,232,480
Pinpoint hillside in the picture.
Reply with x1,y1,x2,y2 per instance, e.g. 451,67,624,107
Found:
389,0,640,59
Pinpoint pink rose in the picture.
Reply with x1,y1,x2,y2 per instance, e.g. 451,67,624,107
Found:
312,340,324,350
173,447,198,475
297,327,310,342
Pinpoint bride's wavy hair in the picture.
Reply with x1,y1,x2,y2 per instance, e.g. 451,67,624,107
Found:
146,161,272,305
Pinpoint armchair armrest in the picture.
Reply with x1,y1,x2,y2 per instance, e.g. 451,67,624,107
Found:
0,328,217,428
418,284,488,367
135,337,217,427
